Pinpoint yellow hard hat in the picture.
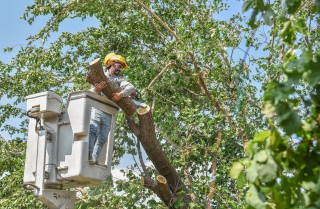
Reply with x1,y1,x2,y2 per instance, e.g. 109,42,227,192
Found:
104,52,116,66
107,54,129,69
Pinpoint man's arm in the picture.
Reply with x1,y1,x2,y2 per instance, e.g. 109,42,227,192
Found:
112,79,136,102
119,79,136,97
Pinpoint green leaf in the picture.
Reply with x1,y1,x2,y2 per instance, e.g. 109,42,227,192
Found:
270,128,282,150
254,131,271,142
262,6,274,25
281,19,295,45
285,0,302,14
174,196,185,208
189,202,200,209
294,18,309,35
273,189,289,208
286,70,302,85
255,150,268,163
263,101,276,118
256,158,278,183
242,0,255,13
246,185,266,209
302,181,316,191
237,172,247,188
303,58,320,87
246,162,259,183
147,199,158,207
281,111,302,135
276,102,302,135
230,162,244,179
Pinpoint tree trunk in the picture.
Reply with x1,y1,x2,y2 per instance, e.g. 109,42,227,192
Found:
86,59,192,208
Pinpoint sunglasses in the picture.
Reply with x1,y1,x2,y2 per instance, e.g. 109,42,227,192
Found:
113,62,124,69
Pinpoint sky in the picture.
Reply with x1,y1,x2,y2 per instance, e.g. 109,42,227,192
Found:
0,1,31,63
0,1,99,63
0,1,35,140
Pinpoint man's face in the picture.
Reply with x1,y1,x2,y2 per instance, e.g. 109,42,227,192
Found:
111,62,124,76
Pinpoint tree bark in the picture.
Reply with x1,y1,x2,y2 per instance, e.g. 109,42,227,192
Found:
86,59,192,208
141,175,172,207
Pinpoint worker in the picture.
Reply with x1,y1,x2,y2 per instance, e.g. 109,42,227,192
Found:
88,53,136,164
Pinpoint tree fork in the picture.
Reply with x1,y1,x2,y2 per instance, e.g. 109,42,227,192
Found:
141,175,172,207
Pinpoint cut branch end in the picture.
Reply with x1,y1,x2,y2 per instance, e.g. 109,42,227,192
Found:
137,105,151,115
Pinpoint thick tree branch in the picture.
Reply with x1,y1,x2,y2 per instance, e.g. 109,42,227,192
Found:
140,10,171,44
86,62,192,208
141,175,173,207
134,0,181,43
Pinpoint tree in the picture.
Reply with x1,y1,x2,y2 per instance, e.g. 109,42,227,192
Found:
1,0,319,208
230,0,320,208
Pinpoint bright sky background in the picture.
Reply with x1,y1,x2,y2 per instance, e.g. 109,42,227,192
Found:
0,1,31,63
0,1,35,140
0,1,100,63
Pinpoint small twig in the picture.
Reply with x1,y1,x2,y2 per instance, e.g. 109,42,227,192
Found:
183,88,202,96
206,131,222,208
75,187,87,196
136,138,149,175
147,62,176,90
125,116,140,137
267,18,276,67
140,10,171,44
182,131,197,201
151,94,156,114
149,90,177,105
188,51,213,100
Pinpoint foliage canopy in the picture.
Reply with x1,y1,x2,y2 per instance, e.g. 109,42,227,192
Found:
0,0,320,208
